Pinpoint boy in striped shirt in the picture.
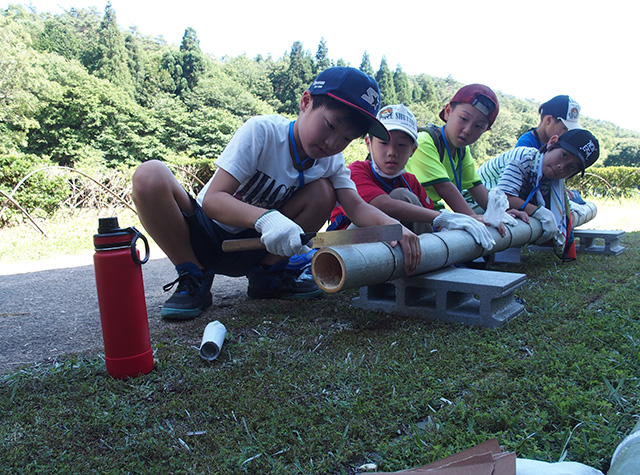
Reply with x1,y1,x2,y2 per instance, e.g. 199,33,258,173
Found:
478,129,599,259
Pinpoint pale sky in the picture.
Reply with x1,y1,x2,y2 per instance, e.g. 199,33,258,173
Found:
7,0,640,133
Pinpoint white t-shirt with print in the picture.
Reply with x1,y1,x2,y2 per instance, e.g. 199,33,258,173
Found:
197,114,355,233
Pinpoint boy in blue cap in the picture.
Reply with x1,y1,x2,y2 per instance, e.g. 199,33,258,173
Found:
516,95,581,149
132,67,421,320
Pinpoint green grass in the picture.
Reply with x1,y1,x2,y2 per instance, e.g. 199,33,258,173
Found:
1,202,640,473
0,208,157,264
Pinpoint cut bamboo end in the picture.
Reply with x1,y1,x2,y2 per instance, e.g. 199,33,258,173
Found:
311,248,346,293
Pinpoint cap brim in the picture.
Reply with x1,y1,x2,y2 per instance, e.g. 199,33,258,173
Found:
559,118,581,130
385,125,418,144
368,120,391,141
327,93,390,141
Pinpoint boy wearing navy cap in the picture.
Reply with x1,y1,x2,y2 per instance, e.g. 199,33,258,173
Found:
132,67,421,320
479,128,599,260
516,95,581,149
405,84,505,219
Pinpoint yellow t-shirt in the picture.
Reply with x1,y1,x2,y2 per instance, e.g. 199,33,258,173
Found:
405,129,482,206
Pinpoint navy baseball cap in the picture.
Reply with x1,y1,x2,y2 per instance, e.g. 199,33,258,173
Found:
309,67,390,141
557,128,599,176
539,95,581,129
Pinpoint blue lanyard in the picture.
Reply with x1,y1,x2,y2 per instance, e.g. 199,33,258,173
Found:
441,126,462,191
289,121,311,189
520,181,542,210
369,160,412,193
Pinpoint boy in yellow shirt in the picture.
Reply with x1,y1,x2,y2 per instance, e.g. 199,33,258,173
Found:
405,84,499,216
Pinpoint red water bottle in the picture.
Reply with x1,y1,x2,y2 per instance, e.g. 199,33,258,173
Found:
93,217,154,379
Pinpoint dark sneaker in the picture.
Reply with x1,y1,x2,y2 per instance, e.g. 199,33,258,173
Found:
161,263,214,320
246,260,322,300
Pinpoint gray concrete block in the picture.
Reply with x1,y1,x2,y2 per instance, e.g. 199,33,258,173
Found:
352,267,526,328
573,229,625,255
489,246,522,264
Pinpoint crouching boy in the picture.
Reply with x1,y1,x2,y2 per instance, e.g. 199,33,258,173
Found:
132,67,421,320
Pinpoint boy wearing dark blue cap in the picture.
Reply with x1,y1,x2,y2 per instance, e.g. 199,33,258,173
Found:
479,128,599,260
516,95,581,149
132,67,421,320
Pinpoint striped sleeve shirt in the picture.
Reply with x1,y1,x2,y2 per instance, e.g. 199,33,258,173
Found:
478,147,550,205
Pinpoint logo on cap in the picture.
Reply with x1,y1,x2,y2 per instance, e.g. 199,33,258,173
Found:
568,106,579,120
379,107,393,119
581,140,597,159
361,87,380,111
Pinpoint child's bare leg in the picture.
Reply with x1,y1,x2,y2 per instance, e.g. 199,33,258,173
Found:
131,160,203,268
281,178,335,231
261,178,335,266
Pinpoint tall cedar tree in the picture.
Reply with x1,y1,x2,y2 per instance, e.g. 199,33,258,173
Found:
279,41,314,115
359,51,374,78
92,2,134,93
375,56,397,105
315,37,332,72
179,27,205,94
394,65,412,105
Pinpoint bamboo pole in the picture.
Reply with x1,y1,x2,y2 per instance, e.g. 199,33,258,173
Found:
311,202,597,293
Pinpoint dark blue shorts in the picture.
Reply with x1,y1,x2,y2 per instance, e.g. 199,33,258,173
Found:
183,196,268,276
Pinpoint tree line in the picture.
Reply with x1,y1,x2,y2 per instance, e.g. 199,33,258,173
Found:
1,2,639,222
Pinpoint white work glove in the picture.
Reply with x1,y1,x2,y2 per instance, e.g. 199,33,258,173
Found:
254,210,309,257
569,201,589,221
484,188,518,227
433,210,496,250
531,206,558,244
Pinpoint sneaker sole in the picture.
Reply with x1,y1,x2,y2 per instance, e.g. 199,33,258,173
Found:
160,294,213,321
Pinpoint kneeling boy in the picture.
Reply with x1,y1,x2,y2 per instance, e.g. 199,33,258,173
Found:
330,103,495,249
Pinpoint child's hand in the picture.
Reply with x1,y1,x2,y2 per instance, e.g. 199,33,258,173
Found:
475,214,506,237
507,209,529,223
254,210,305,256
391,227,421,275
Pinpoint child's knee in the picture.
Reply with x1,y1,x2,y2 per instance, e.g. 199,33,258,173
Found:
132,160,170,198
309,178,336,202
307,178,336,211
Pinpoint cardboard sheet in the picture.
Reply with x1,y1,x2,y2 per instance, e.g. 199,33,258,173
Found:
370,439,516,474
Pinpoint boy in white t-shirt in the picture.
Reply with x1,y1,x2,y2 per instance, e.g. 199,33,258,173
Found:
132,67,421,320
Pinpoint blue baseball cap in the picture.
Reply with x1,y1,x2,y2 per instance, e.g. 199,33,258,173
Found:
309,67,390,141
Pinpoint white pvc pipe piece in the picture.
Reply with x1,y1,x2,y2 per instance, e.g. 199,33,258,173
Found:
312,202,597,293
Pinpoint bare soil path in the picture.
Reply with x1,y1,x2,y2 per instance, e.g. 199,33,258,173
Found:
0,253,248,374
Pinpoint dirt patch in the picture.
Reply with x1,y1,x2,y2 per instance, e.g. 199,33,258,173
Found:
0,253,248,374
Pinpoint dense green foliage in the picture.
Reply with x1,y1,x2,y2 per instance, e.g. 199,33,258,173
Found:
1,2,640,224
568,166,640,199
